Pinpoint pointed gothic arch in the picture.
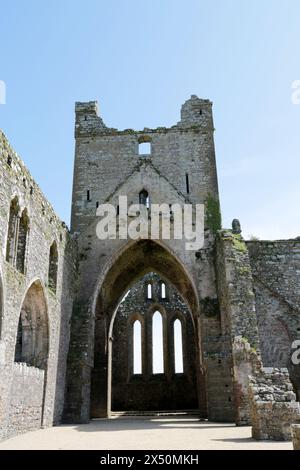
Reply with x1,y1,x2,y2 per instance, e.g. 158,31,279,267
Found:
16,208,29,273
14,280,49,369
48,240,58,292
6,196,20,265
90,239,202,418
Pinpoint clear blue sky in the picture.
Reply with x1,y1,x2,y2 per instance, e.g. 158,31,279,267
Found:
1,0,300,239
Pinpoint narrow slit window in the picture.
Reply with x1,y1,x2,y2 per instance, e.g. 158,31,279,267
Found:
147,283,152,299
174,319,184,373
139,190,150,208
87,190,91,201
161,282,166,299
16,209,29,274
6,196,20,265
152,311,164,374
185,173,190,194
48,241,58,292
133,320,142,374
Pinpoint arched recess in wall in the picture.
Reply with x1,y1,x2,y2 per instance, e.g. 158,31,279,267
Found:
14,280,49,370
16,208,29,274
90,239,201,418
6,196,20,265
48,241,58,292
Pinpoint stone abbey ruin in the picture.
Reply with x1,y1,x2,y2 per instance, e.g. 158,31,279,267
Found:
0,95,300,447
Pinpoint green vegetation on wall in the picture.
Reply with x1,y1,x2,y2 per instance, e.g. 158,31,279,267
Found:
205,193,222,233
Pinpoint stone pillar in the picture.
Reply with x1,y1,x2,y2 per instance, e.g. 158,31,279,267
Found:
292,424,300,449
216,230,260,425
63,302,94,423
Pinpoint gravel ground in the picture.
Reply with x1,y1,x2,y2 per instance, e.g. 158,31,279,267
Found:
0,416,293,450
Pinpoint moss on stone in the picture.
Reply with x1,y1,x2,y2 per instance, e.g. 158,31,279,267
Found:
237,266,251,275
205,193,221,233
232,234,248,253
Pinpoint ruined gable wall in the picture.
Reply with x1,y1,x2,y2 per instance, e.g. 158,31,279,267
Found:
71,96,219,234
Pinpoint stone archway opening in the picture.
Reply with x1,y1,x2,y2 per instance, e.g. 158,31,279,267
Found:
91,240,206,419
110,272,199,413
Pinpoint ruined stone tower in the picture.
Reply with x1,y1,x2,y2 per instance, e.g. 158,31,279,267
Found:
0,95,299,442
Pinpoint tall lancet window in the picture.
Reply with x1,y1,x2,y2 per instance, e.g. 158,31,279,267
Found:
133,320,142,374
139,190,150,208
152,311,164,374
174,319,184,373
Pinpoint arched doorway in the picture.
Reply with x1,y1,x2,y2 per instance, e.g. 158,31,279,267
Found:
111,272,199,412
91,240,205,418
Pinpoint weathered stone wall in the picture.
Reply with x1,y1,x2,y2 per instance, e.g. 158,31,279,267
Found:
111,273,198,412
0,130,77,440
247,240,300,397
64,96,237,424
71,95,219,234
216,230,260,425
292,424,300,449
8,363,44,436
249,367,300,440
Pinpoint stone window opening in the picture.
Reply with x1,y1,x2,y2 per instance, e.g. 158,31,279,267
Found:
173,318,184,374
185,173,190,194
160,282,166,299
152,310,164,374
139,190,150,208
147,283,152,299
138,142,151,156
6,196,20,265
48,241,58,292
16,209,29,274
87,190,91,202
133,320,142,375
